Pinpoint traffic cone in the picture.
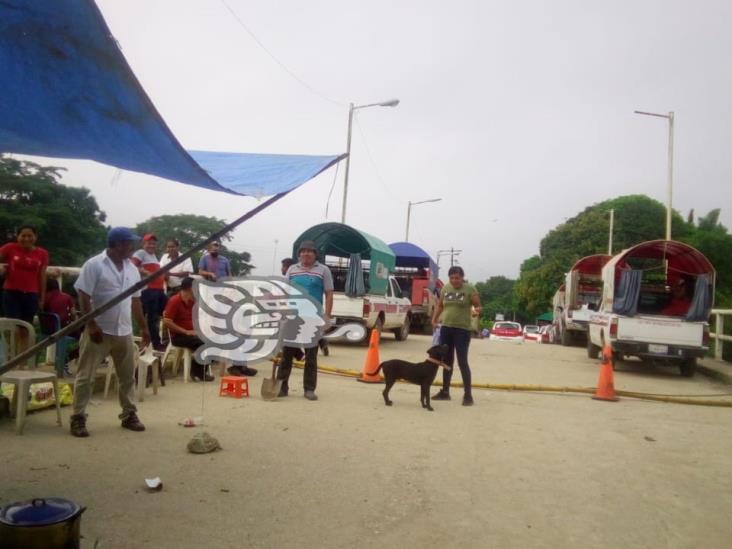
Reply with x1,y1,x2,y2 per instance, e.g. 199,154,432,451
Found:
592,344,619,402
357,328,384,384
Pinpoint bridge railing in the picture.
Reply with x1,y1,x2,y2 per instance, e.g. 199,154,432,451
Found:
710,309,732,361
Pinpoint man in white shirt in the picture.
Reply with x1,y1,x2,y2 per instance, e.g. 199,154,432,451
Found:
160,238,194,296
70,227,150,437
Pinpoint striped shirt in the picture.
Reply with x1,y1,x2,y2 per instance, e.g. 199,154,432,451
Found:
286,261,333,305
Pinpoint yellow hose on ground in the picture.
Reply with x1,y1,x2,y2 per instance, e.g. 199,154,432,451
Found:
288,360,732,408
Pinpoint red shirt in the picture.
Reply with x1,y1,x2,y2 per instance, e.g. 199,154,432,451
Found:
164,293,195,331
44,290,76,327
0,243,49,293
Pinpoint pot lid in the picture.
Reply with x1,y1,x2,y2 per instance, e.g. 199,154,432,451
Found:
0,498,81,526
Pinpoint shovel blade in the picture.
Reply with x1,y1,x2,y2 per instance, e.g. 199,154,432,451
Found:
261,377,282,401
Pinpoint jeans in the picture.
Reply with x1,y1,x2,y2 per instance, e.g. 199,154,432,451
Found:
439,325,472,397
140,289,166,348
278,345,318,392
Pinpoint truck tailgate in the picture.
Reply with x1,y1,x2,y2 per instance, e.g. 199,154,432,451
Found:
331,294,364,319
617,316,704,347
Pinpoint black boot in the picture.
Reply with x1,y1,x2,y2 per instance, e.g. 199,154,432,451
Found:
70,414,89,437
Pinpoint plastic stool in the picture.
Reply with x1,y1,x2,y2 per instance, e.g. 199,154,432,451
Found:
219,376,249,398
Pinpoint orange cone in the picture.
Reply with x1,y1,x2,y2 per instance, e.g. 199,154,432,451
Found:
592,344,619,402
357,328,384,384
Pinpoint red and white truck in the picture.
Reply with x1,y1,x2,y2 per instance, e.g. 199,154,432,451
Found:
587,240,715,377
389,242,442,334
553,254,611,346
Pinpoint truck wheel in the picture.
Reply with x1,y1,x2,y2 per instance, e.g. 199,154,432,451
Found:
561,326,571,346
679,358,697,377
393,317,410,341
587,337,600,359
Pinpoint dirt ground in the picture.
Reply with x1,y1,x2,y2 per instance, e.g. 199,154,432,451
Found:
2,335,732,548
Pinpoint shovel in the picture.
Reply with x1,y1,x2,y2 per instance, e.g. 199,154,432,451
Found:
261,356,282,401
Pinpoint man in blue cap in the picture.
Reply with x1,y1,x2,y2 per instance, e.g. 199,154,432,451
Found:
70,227,150,437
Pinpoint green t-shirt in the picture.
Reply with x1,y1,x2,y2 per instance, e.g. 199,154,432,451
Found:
440,282,476,330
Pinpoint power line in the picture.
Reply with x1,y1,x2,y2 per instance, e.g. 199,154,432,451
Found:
219,0,345,108
354,116,403,203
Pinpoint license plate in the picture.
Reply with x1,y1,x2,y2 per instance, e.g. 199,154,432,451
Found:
648,344,668,355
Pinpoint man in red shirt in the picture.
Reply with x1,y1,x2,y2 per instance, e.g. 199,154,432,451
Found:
661,278,692,317
163,277,257,380
163,277,214,381
43,278,76,328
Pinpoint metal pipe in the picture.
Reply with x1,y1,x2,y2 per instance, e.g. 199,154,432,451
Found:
340,102,355,224
0,191,292,375
341,99,399,223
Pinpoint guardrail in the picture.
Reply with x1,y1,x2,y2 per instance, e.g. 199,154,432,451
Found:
710,309,732,360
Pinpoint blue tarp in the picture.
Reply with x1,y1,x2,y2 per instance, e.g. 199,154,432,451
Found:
189,151,343,197
0,0,343,196
389,242,439,272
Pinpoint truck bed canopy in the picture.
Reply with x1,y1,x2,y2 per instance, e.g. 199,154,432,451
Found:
293,223,395,294
570,254,612,276
602,240,715,320
388,242,438,270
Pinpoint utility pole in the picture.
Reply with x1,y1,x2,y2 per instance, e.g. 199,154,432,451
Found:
437,248,462,270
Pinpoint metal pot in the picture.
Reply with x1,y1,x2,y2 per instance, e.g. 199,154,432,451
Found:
0,497,86,549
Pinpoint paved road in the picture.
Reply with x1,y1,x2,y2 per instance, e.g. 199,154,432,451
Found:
2,334,731,548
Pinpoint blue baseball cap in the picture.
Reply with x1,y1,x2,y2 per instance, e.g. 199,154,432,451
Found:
107,227,141,247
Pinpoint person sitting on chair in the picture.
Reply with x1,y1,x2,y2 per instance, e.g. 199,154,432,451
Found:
163,277,257,381
661,278,692,317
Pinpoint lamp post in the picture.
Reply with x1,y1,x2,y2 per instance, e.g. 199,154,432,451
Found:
341,98,400,223
634,110,675,240
405,198,442,241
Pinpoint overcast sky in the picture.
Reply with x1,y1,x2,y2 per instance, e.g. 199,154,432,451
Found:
23,0,732,280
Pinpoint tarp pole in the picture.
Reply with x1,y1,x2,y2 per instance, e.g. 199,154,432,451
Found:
0,191,289,375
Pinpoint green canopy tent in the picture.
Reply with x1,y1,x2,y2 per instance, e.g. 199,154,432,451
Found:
292,223,395,294
536,312,553,323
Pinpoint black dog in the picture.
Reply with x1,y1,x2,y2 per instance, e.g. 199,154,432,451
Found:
376,344,450,411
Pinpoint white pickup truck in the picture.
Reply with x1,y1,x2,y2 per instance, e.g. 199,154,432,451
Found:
554,254,610,346
331,275,412,342
587,240,715,377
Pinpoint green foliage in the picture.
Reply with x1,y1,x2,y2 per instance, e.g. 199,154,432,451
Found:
475,276,515,321
515,195,700,318
0,156,107,265
134,214,254,275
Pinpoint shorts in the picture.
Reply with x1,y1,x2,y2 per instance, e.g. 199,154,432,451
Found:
2,289,39,324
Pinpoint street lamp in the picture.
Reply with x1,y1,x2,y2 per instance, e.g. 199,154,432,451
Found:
634,109,675,240
405,198,442,241
341,98,400,223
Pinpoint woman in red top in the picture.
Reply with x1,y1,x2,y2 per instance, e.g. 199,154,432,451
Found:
0,224,49,324
0,224,49,353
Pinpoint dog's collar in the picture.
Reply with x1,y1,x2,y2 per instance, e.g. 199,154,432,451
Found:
426,357,451,370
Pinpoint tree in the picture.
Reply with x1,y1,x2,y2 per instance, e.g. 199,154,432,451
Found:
134,214,254,275
681,209,732,308
514,195,694,318
0,155,107,266
475,276,515,321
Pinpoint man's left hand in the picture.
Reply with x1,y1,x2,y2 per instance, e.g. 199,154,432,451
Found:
140,329,151,349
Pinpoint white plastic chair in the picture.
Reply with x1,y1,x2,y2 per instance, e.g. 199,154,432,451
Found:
103,345,162,402
0,318,37,369
0,318,62,434
161,340,192,383
1,371,63,435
